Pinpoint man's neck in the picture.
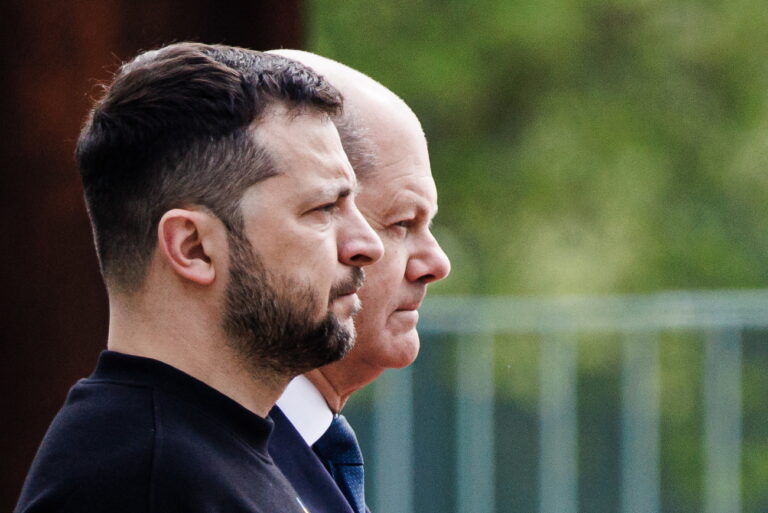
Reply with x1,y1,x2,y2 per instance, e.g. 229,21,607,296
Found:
304,359,386,413
107,299,287,418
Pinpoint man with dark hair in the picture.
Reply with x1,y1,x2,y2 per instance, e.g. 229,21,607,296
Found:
15,42,383,513
265,51,451,513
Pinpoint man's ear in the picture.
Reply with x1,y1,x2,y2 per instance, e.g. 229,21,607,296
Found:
157,209,222,285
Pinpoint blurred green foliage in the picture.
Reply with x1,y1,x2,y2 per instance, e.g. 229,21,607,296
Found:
310,0,768,296
309,1,768,512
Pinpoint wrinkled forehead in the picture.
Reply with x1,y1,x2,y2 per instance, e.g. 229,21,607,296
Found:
253,105,356,185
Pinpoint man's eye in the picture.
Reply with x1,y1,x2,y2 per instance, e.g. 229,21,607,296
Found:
388,220,412,236
315,203,338,214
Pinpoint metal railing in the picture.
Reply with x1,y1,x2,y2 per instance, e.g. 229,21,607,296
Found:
353,290,768,513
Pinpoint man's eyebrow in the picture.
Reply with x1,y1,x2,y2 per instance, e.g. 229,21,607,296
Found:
310,183,354,201
426,205,439,228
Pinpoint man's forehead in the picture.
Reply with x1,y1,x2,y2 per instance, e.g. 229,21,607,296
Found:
361,167,437,216
306,177,359,199
256,105,334,145
255,108,351,169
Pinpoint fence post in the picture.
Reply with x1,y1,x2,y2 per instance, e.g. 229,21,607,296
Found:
620,331,660,513
704,328,742,513
372,367,414,513
456,334,496,513
539,332,578,513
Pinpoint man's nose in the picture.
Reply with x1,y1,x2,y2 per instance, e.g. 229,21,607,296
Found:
338,204,384,267
406,232,451,284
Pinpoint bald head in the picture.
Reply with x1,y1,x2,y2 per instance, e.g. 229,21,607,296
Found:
268,49,426,181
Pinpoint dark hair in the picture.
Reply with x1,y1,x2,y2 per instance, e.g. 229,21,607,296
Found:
76,42,342,292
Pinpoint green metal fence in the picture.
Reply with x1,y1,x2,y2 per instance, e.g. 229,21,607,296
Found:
344,290,768,513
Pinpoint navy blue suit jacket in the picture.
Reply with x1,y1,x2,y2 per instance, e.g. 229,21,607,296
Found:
268,406,355,513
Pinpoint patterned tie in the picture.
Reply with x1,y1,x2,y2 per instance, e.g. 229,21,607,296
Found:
313,414,366,513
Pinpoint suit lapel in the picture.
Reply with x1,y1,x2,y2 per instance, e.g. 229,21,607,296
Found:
269,406,355,513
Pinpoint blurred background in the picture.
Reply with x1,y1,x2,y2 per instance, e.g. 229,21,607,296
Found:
2,1,767,512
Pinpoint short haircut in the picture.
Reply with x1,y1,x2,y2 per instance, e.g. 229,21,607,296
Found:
76,42,342,292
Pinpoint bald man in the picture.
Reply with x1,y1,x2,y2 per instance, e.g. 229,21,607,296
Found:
266,50,451,513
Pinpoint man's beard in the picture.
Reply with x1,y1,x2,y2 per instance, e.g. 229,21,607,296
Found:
222,229,361,378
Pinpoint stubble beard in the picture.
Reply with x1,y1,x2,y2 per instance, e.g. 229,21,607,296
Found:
222,229,358,379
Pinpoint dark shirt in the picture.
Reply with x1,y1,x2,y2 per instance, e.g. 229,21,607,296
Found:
15,351,308,513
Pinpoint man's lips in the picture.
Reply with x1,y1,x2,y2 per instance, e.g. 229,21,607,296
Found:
329,269,365,302
392,302,421,325
334,281,363,298
394,295,426,312
336,287,360,298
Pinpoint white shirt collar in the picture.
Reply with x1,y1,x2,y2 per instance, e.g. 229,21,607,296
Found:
275,374,334,446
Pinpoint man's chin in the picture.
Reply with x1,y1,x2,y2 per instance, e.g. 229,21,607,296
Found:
381,329,421,369
326,318,356,363
339,315,357,339
330,292,362,319
297,314,356,371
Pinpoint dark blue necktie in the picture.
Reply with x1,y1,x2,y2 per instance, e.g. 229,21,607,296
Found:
313,414,366,513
